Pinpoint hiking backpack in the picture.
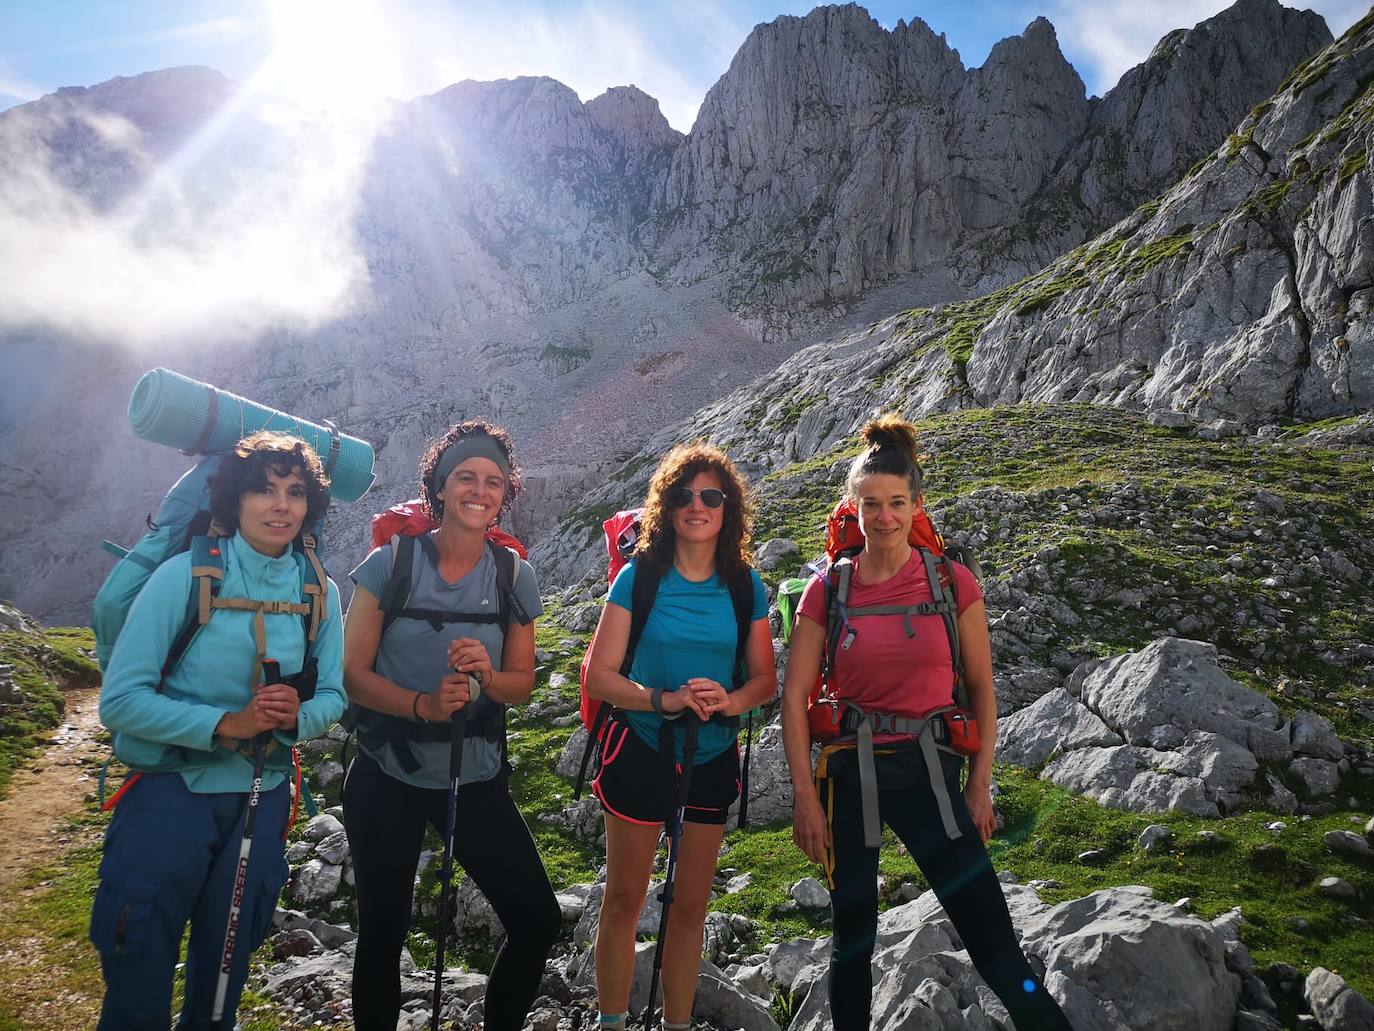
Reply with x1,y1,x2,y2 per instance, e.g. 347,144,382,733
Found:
340,499,531,772
571,509,761,826
92,453,329,815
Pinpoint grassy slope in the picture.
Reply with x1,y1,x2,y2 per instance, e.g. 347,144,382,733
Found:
0,627,98,798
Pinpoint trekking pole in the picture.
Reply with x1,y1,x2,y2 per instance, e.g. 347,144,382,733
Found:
210,659,279,1031
642,717,699,1030
431,677,475,1031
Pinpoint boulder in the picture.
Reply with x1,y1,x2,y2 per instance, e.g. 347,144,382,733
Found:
291,860,343,905
996,686,1124,767
1020,886,1240,1030
1077,639,1289,761
1305,967,1374,1031
1289,757,1341,796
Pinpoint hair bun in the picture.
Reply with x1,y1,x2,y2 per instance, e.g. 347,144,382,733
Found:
860,413,918,458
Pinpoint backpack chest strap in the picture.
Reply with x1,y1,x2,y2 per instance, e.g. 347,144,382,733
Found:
206,595,312,687
837,600,958,645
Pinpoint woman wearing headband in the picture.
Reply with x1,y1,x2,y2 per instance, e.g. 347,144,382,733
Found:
341,421,560,1031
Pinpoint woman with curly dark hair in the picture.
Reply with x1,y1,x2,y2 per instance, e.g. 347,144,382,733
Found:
93,431,346,1030
341,420,560,1031
584,443,776,1031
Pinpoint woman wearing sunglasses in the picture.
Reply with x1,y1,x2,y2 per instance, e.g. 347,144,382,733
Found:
583,443,776,1031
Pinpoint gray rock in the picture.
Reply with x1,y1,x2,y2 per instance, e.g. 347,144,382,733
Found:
1319,876,1357,899
1291,710,1345,761
755,538,800,571
314,829,349,866
995,687,1123,768
302,814,344,842
556,726,591,780
790,877,831,910
1290,757,1341,796
1021,887,1240,1030
1306,966,1374,1031
1077,639,1288,759
1138,825,1173,852
1325,831,1374,859
291,860,343,905
766,937,831,994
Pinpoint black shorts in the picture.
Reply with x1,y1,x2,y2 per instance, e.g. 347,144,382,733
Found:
592,715,740,827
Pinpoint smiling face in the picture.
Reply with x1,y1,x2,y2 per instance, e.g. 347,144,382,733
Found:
853,472,916,553
670,470,726,547
438,456,507,530
238,465,309,557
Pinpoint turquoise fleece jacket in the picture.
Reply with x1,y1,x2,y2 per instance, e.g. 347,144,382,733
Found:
100,531,346,793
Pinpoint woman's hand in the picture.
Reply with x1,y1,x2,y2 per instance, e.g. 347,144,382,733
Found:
215,691,285,748
256,682,301,730
963,778,997,843
658,686,708,720
686,677,730,718
792,791,830,865
447,637,494,691
418,673,472,721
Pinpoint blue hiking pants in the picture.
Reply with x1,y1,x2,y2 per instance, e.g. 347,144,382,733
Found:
89,771,290,1030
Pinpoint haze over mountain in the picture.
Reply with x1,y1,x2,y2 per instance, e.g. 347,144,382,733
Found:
0,0,1342,623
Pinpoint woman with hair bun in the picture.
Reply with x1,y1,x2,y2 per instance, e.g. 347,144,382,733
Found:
781,414,1072,1030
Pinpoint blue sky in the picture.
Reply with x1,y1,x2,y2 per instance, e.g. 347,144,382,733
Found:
1,0,1367,130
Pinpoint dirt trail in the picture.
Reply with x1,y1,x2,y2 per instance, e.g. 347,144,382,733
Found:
0,686,106,889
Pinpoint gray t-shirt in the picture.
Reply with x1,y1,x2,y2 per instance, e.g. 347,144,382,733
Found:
350,535,544,789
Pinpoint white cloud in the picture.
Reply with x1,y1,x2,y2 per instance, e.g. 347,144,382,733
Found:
1043,0,1368,96
0,91,379,348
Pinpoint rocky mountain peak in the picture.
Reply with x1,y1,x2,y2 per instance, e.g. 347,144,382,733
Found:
586,85,679,145
423,75,601,154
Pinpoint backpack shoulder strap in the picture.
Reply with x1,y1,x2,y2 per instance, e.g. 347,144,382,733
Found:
296,532,328,654
822,556,854,679
622,561,662,677
486,538,532,628
920,548,967,709
727,568,754,688
378,534,417,636
162,535,225,685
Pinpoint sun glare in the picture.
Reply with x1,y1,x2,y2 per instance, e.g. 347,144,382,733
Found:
253,0,404,108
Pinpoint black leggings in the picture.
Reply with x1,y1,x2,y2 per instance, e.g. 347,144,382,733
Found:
824,746,1073,1031
342,750,562,1031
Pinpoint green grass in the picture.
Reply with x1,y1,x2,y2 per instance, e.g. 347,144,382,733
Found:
0,627,98,799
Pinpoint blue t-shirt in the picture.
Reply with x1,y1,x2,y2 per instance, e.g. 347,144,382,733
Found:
350,536,543,789
608,559,768,764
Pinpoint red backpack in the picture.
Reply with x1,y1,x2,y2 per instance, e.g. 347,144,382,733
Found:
369,498,528,557
578,509,643,732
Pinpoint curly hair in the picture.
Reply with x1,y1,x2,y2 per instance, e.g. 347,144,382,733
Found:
418,420,522,523
208,430,331,537
636,443,754,581
846,413,924,498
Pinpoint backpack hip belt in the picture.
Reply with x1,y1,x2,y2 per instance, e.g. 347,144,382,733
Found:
834,702,961,848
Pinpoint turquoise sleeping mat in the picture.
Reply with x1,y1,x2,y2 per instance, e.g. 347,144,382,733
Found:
127,367,375,502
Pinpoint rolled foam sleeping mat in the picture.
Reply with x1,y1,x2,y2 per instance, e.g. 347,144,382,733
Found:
126,367,376,502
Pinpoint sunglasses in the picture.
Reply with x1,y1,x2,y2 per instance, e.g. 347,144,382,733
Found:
668,486,726,509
